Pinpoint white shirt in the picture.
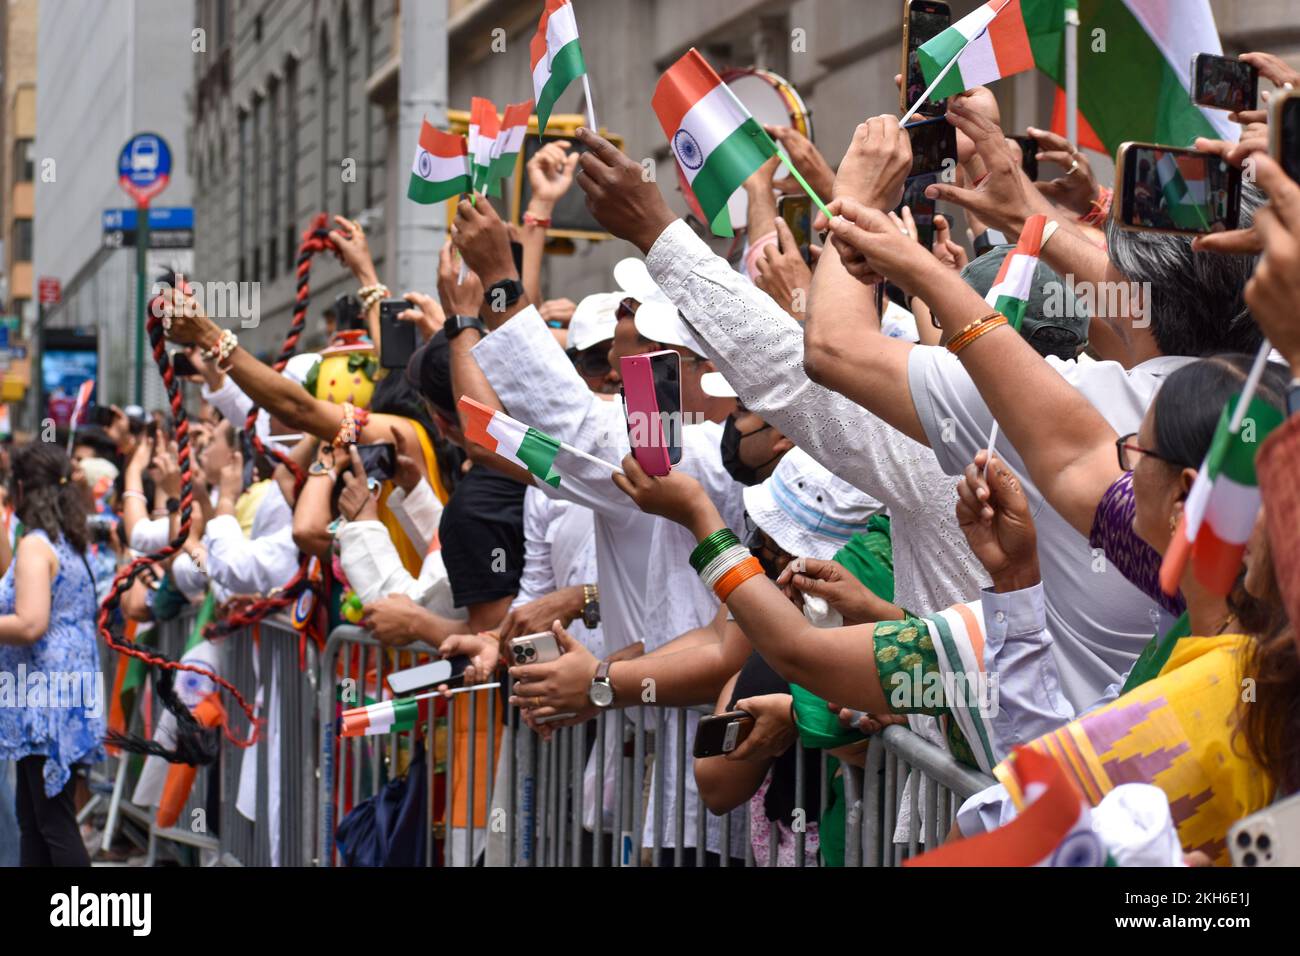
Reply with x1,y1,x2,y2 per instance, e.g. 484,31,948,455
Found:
202,481,300,597
645,218,990,618
513,488,607,660
908,347,1193,709
473,305,746,852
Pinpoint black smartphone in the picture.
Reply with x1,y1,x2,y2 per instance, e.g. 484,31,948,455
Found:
1115,142,1242,236
777,194,813,263
901,0,951,118
693,710,754,758
170,350,199,378
1011,135,1039,182
905,115,957,180
1270,89,1300,183
898,173,938,249
1192,53,1258,114
354,442,396,484
335,293,365,332
89,405,117,429
379,298,417,370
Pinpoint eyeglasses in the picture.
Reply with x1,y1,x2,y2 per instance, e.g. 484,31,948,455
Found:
1115,433,1178,472
571,348,612,378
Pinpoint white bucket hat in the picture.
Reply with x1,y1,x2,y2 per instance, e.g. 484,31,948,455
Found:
567,293,620,352
700,371,737,398
613,256,704,356
742,447,883,560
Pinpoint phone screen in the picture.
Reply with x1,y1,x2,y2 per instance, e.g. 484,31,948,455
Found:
355,442,396,483
1121,146,1241,235
905,116,956,179
1011,135,1039,182
1279,98,1300,183
379,298,417,370
905,1,951,117
651,352,683,466
777,195,813,263
1193,54,1258,113
898,174,938,249
170,350,199,378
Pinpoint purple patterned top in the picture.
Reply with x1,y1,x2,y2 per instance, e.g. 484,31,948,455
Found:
1090,471,1186,618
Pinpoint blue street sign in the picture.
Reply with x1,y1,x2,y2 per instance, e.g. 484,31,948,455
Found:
118,133,172,206
102,207,194,231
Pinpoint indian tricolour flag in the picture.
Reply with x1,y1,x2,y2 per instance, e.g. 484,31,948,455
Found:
340,697,422,737
908,746,1108,867
468,97,501,194
1161,393,1284,598
531,0,588,136
1155,151,1211,231
653,48,779,237
407,121,470,205
459,396,563,488
918,0,1039,102
984,213,1045,331
489,100,534,187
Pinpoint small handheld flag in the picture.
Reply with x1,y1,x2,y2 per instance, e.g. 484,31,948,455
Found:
458,396,625,487
531,0,592,135
653,48,828,237
468,97,501,196
489,100,535,188
1159,344,1283,597
906,746,1107,867
407,121,471,205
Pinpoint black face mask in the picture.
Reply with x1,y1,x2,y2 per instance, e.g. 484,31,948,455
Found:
720,414,776,486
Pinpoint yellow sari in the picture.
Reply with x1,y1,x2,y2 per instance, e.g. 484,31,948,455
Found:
996,634,1272,865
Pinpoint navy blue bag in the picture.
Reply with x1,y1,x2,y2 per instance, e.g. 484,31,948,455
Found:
334,739,428,866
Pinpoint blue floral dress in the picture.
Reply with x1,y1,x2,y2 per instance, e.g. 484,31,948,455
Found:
0,530,106,797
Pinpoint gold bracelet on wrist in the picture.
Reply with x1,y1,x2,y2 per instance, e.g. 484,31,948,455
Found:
948,314,1009,357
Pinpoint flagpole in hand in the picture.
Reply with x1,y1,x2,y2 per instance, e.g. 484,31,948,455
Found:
1229,340,1274,433
582,73,598,131
900,0,1015,126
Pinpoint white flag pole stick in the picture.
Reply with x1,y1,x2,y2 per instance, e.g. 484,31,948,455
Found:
1228,339,1274,434
558,440,626,476
342,683,503,725
582,73,598,131
1065,4,1080,147
983,421,999,478
900,0,1015,127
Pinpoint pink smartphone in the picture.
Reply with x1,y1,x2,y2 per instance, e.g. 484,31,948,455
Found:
620,350,682,477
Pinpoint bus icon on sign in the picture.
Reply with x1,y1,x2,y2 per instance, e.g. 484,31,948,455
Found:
129,137,159,174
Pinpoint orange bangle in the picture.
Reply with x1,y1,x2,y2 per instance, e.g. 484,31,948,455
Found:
949,315,1008,357
945,312,1002,352
714,557,764,602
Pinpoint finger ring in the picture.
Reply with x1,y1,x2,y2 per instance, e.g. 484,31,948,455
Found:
533,696,542,709
1068,159,1081,175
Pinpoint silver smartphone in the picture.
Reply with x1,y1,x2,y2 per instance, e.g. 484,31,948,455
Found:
386,659,454,696
508,632,576,724
1229,792,1300,867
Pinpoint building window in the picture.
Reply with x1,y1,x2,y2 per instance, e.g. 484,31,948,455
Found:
12,140,34,183
319,27,331,214
13,219,32,262
252,93,264,281
269,77,281,276
339,9,352,219
238,108,249,282
363,0,376,208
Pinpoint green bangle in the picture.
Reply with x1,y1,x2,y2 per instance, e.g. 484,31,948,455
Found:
689,528,741,574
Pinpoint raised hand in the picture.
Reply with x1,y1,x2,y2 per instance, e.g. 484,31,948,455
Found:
572,127,677,253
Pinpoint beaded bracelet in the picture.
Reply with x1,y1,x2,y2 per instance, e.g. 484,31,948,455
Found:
358,284,390,313
689,528,742,574
201,329,239,371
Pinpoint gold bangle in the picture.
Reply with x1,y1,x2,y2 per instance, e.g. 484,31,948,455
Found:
949,315,1008,357
945,312,1002,352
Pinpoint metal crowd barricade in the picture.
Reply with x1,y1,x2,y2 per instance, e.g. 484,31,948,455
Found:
314,624,999,868
843,724,996,866
89,609,318,866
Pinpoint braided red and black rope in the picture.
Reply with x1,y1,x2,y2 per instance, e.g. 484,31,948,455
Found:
98,279,260,759
205,214,337,641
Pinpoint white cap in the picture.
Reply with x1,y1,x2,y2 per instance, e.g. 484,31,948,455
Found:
613,257,671,305
700,371,737,398
613,256,706,355
567,293,620,352
742,447,883,560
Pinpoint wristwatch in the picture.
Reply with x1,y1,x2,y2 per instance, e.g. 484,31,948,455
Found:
588,661,614,709
308,460,336,478
484,277,525,312
1287,378,1300,419
581,583,601,629
445,314,487,339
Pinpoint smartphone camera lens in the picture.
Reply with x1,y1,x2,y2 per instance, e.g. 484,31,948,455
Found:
1236,831,1253,848
1256,834,1271,851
